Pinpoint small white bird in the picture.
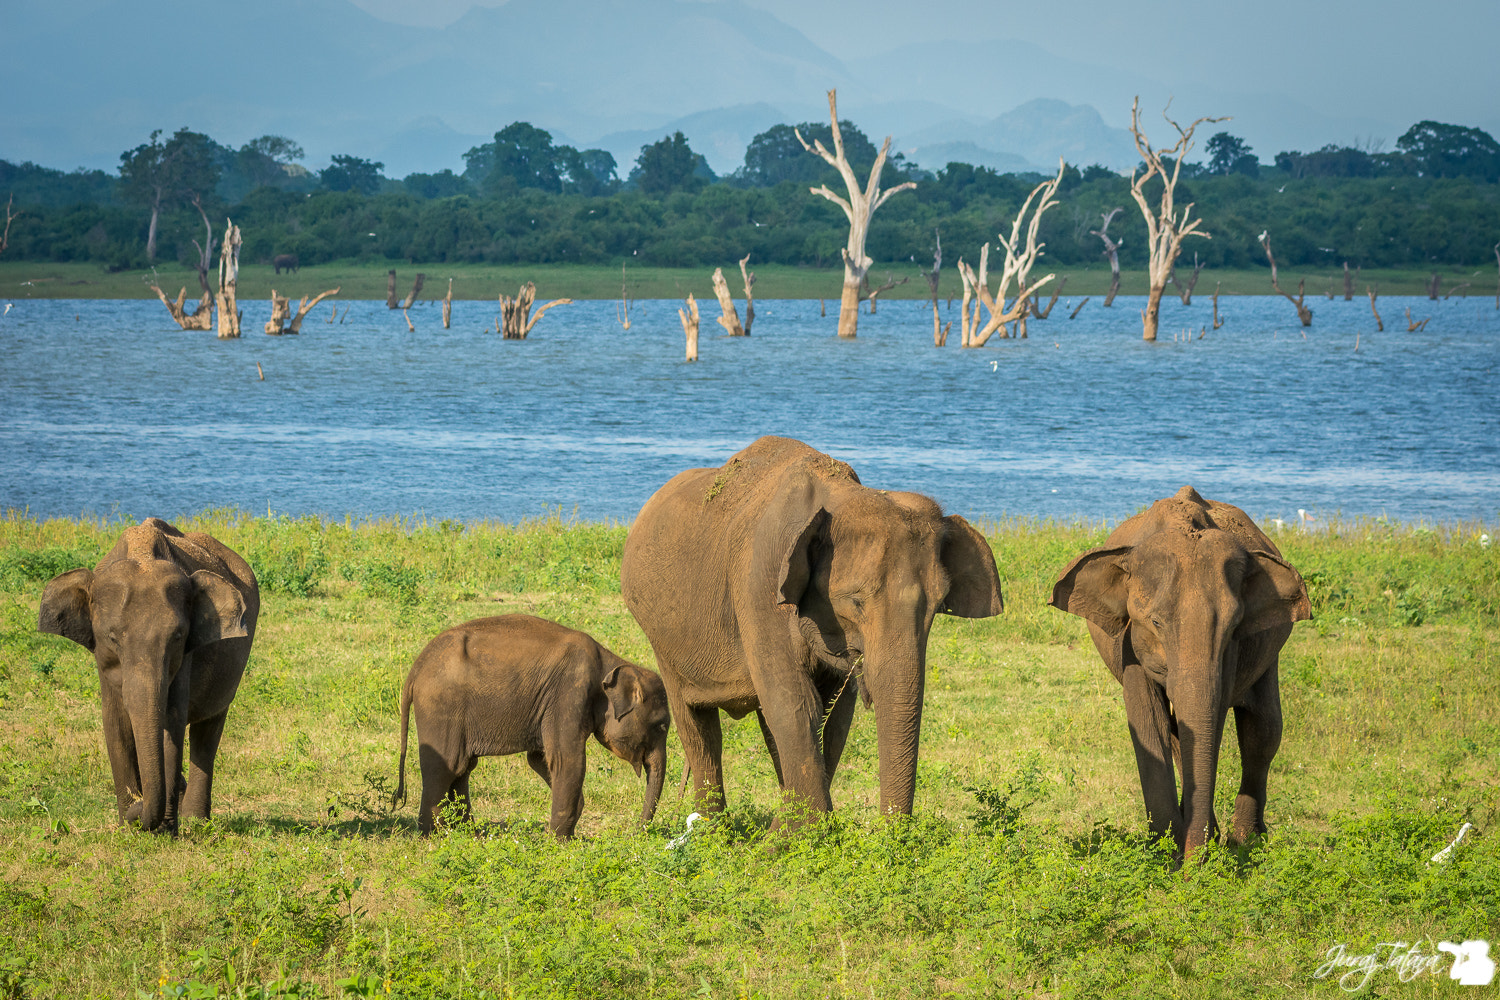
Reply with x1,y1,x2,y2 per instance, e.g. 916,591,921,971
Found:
989,360,998,371
1277,184,1287,193
1429,822,1473,865
3,303,11,315
666,812,702,851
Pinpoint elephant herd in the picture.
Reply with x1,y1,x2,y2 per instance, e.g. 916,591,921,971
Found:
37,436,1311,859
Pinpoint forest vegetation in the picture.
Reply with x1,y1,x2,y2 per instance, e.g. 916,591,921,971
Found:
1,118,1497,277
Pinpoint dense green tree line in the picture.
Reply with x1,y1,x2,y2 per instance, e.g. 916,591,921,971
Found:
2,119,1497,272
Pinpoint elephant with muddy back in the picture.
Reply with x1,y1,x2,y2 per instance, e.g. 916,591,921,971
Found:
393,614,671,838
1049,486,1311,859
621,436,1003,824
38,518,258,833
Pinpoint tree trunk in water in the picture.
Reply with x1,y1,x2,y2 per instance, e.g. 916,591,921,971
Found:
442,278,452,329
1142,284,1164,341
151,284,212,331
679,293,699,361
1369,287,1383,330
1031,275,1066,318
837,268,863,339
1069,296,1090,319
264,287,341,335
264,291,290,335
215,220,242,339
711,267,745,336
146,200,160,264
1343,262,1354,301
1427,272,1440,300
739,254,756,335
401,273,426,309
386,270,400,309
498,282,572,339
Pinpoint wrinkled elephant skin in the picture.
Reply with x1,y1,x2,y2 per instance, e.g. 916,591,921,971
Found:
621,436,1003,824
38,518,258,833
1050,486,1311,858
393,614,670,838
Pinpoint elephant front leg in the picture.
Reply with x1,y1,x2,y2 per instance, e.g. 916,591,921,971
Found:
182,711,228,820
543,742,586,839
1230,663,1283,845
1121,663,1183,846
753,668,832,820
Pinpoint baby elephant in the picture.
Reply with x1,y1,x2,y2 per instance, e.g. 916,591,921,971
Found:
393,614,670,837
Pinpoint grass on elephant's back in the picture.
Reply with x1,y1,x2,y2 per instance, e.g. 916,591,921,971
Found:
0,511,1497,997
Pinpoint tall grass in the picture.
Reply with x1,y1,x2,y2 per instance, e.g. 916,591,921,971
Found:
0,511,1495,997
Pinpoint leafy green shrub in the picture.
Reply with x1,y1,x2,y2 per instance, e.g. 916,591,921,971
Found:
0,547,94,590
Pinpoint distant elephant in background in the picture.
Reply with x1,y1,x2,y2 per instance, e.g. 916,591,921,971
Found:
621,436,1003,824
393,614,671,838
273,254,299,274
1049,486,1311,859
38,518,258,833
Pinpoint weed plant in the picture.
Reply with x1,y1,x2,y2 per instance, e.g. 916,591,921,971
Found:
0,511,1495,997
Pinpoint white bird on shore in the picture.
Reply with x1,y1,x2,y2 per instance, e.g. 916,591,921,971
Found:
1429,822,1473,865
666,812,702,851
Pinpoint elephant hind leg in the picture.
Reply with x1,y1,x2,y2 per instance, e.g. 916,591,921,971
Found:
182,710,229,820
416,742,464,835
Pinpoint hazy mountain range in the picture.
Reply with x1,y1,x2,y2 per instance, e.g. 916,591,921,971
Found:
0,0,1454,180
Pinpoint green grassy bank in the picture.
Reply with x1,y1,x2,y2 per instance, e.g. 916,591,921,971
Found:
1,512,1497,997
3,260,1492,302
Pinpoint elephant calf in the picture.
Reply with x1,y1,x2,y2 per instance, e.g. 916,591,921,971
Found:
393,614,670,838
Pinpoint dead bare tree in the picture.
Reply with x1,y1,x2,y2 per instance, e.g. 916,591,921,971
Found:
188,194,216,295
442,278,453,329
865,273,909,313
1091,207,1124,306
797,89,917,338
738,254,756,335
921,231,950,346
1127,98,1224,340
1258,231,1313,326
326,303,337,324
1427,272,1441,300
1444,282,1473,300
1405,306,1430,332
400,273,425,309
1368,286,1383,331
264,286,341,335
498,282,572,339
955,160,1064,347
1068,296,1090,319
1494,242,1499,309
0,193,18,257
148,281,213,330
386,270,400,309
679,293,700,361
710,267,746,336
1031,275,1068,318
215,219,242,339
1169,252,1203,305
618,263,632,330
1211,282,1224,329
1343,262,1357,301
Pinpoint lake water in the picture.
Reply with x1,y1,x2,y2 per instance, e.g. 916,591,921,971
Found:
1,294,1496,527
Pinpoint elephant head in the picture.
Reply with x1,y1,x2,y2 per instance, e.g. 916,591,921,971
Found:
39,558,248,831
765,482,1003,816
597,660,672,825
1050,526,1310,855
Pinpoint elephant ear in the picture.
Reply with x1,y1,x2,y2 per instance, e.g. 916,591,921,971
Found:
1049,546,1132,636
39,569,95,650
601,663,639,721
939,515,1003,617
754,475,830,609
187,570,248,652
1237,550,1313,637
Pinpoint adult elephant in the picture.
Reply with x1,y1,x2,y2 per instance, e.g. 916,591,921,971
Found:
1049,486,1311,859
38,518,258,833
621,436,1003,822
272,253,299,274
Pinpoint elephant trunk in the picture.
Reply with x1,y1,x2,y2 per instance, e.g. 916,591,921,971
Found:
864,638,926,816
1173,635,1233,859
125,672,168,832
640,739,667,826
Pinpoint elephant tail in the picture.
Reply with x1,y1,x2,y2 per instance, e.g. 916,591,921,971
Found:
392,674,414,809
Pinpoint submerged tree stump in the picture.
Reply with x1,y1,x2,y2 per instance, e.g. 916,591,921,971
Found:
1091,207,1123,307
386,270,400,309
215,219,242,339
442,278,453,329
151,283,213,330
711,267,746,336
679,293,700,361
1259,232,1313,327
265,287,341,335
738,254,756,336
498,282,572,339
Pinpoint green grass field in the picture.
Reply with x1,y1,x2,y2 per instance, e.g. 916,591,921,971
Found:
2,259,1492,302
1,512,1497,997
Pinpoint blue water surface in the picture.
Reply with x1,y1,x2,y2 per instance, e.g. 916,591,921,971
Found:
1,294,1496,526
